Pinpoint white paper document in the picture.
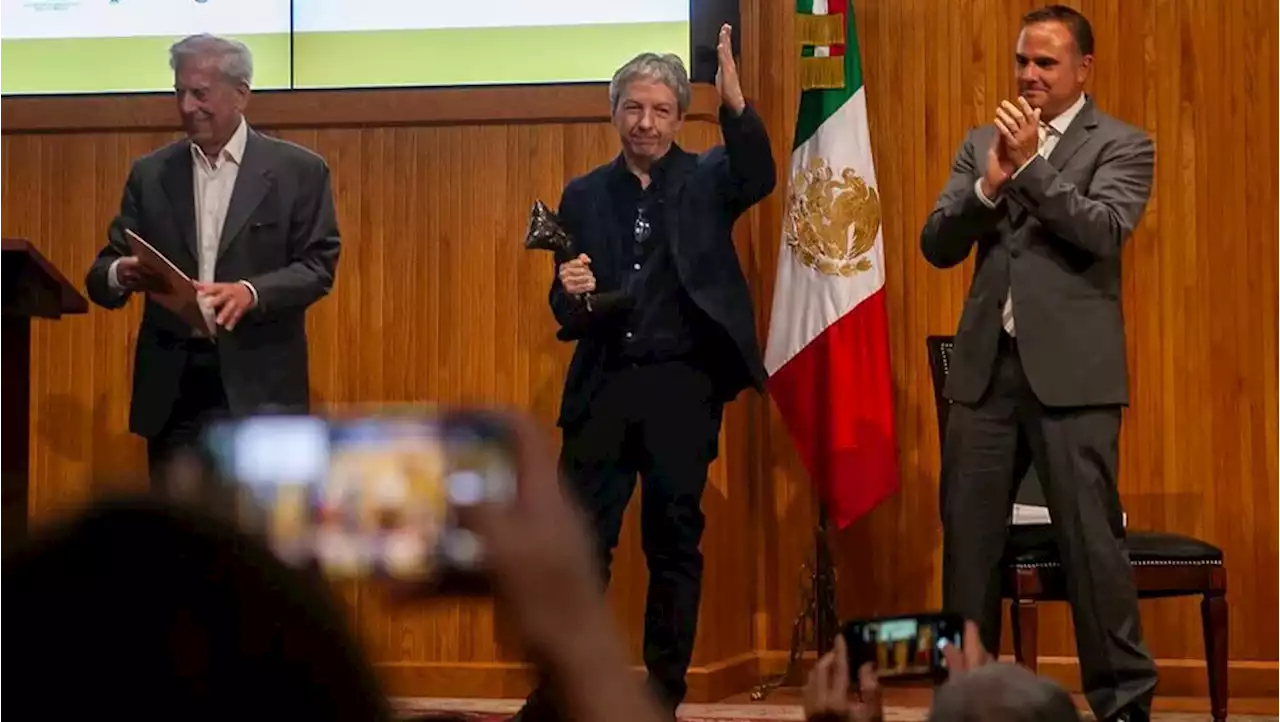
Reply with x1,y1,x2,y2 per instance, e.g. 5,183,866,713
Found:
1008,503,1128,527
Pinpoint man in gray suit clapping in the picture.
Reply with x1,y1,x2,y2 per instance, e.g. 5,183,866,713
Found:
920,6,1157,722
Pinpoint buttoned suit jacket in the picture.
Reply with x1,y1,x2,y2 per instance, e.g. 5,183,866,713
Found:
920,96,1154,408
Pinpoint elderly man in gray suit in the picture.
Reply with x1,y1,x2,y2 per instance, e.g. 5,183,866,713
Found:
920,6,1157,722
86,34,340,480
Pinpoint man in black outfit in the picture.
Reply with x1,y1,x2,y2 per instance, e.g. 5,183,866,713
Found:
512,24,775,722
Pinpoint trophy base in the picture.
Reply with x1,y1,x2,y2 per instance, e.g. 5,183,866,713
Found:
555,291,634,342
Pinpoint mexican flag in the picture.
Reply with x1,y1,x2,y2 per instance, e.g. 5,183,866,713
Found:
764,0,899,530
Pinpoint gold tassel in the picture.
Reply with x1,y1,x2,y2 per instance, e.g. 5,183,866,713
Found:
795,12,846,47
799,56,846,90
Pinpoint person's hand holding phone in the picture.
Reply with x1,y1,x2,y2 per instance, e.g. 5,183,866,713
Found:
451,413,602,651
941,620,993,674
803,635,883,722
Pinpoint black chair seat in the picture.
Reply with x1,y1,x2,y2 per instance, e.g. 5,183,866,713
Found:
1004,526,1224,567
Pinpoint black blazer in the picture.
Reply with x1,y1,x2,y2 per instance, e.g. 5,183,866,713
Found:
85,127,341,437
550,104,777,427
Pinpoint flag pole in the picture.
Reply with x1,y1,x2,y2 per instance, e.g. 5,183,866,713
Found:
750,501,839,700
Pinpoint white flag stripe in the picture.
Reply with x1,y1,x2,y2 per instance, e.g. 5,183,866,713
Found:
764,88,885,375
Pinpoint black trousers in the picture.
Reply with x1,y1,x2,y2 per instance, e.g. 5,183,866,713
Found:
526,359,723,718
940,335,1157,720
146,341,229,487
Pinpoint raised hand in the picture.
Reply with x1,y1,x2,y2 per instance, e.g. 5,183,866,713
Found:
714,23,746,115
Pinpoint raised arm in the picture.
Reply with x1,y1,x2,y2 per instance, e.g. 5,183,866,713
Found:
718,103,777,217
919,130,1005,269
714,23,777,217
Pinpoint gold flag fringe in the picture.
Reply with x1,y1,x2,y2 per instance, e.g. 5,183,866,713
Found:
795,12,846,47
799,56,846,90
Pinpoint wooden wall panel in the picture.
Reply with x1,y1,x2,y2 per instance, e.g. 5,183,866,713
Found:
2,0,1274,700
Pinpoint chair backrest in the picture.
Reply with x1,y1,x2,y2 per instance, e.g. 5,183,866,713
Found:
924,335,956,450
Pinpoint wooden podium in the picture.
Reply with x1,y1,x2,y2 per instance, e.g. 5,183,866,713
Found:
2,238,87,543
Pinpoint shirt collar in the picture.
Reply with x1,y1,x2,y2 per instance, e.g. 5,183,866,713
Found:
191,115,248,169
1045,93,1087,137
611,143,681,184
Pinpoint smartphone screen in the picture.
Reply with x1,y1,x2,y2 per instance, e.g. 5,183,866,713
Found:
842,612,963,681
200,411,517,586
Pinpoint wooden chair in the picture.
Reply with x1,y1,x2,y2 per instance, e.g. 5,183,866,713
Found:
925,335,1229,722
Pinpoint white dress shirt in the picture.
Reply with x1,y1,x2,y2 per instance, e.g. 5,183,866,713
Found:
974,93,1087,337
109,116,257,334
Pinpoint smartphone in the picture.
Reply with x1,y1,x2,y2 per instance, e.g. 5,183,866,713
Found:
198,409,519,591
841,611,963,682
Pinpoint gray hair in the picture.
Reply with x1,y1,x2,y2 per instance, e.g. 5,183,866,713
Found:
928,663,1079,722
169,34,254,87
608,52,691,115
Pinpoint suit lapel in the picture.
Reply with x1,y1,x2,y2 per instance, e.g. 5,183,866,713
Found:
1007,100,1097,227
1046,99,1097,171
161,147,198,263
217,130,273,262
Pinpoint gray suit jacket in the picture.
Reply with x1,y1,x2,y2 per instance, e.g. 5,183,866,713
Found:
85,127,341,437
920,96,1154,408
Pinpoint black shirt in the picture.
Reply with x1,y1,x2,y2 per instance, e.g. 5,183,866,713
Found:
604,149,715,363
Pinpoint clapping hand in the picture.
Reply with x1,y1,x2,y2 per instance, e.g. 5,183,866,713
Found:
981,132,1016,198
982,96,1040,197
994,97,1041,168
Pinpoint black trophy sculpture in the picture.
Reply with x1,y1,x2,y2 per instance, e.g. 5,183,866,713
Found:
524,199,633,340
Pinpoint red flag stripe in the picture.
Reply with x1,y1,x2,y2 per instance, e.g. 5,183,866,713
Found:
766,289,900,529
827,0,847,56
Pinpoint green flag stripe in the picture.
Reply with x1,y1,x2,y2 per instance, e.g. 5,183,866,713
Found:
793,5,866,149
796,0,816,13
